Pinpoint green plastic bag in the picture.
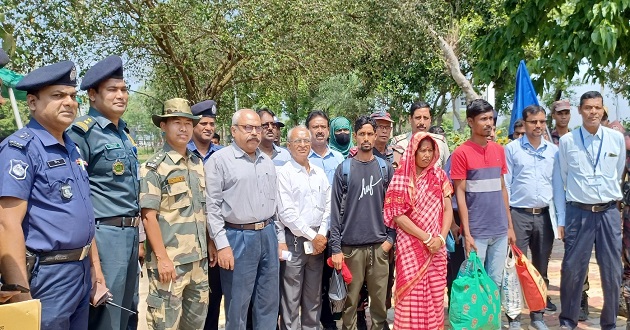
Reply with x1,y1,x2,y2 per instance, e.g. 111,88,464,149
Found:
449,251,501,330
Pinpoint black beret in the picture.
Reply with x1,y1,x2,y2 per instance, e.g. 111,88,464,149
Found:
0,49,9,69
191,100,217,118
80,55,124,91
15,61,77,93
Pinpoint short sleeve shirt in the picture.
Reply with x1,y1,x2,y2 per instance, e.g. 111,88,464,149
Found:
450,140,508,238
139,144,207,269
67,108,140,218
0,120,95,252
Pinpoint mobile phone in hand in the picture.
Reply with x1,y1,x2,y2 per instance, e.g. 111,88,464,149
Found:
1,283,29,293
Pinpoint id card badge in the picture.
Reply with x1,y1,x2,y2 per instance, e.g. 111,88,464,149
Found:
303,241,314,255
586,175,603,187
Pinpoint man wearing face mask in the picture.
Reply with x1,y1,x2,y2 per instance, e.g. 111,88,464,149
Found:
329,117,354,158
392,101,450,168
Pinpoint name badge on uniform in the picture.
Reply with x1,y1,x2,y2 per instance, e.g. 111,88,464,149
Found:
47,158,66,168
112,160,125,175
105,143,122,150
167,176,186,185
60,183,73,200
586,175,603,187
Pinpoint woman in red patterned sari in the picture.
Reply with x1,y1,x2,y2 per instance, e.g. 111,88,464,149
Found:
384,132,453,329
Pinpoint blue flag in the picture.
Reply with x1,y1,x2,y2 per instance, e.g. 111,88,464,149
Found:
509,60,539,137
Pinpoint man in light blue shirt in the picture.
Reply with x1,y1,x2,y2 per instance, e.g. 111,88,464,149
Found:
552,91,625,330
505,105,558,330
306,110,345,184
304,110,343,330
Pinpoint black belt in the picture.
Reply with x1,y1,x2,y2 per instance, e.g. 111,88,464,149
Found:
512,207,549,215
225,218,273,231
29,244,92,265
97,216,140,227
568,201,617,213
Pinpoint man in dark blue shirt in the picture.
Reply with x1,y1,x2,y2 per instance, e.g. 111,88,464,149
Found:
0,61,99,329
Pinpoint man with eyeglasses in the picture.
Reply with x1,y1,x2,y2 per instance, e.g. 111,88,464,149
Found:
392,101,450,168
257,108,291,166
205,109,280,329
276,125,331,330
504,105,558,330
512,119,526,140
553,91,625,330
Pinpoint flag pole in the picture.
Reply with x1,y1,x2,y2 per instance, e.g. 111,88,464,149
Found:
8,87,23,129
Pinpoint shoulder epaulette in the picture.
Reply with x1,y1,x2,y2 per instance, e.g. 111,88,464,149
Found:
390,133,408,144
145,151,166,170
71,116,97,134
7,128,34,150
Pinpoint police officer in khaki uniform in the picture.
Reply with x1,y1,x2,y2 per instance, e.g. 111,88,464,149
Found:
140,98,212,330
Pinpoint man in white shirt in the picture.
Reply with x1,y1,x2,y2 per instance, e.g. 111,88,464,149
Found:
277,125,331,330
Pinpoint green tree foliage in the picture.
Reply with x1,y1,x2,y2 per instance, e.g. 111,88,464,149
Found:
475,0,630,91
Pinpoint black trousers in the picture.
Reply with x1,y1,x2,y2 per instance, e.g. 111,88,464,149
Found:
203,264,223,330
446,212,466,300
509,208,555,321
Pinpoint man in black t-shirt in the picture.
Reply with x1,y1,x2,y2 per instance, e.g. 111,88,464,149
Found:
329,116,395,330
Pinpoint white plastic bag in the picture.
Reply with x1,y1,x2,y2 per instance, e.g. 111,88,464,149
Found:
502,245,523,319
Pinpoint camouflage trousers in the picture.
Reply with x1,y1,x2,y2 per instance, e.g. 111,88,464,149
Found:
146,258,209,330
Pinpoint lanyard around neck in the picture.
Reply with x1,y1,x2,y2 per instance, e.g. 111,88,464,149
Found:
579,128,604,174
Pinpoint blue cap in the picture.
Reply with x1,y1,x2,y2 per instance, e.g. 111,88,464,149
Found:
191,100,217,118
0,49,9,68
80,55,124,91
15,61,77,93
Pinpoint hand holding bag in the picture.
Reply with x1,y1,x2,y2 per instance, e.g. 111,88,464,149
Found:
449,251,501,330
512,244,547,311
502,245,523,319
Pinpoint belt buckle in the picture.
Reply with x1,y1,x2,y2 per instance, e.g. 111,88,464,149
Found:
254,221,265,230
591,205,599,212
131,217,139,227
532,208,542,215
79,243,91,260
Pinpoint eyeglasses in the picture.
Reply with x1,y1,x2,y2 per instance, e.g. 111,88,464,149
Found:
525,120,546,125
261,122,275,129
235,125,263,133
376,125,392,131
289,139,311,145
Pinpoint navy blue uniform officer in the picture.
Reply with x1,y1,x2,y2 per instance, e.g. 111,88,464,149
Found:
0,61,103,329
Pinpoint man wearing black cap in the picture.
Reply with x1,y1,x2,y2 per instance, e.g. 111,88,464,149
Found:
189,99,222,330
189,100,222,163
0,61,101,329
67,55,141,330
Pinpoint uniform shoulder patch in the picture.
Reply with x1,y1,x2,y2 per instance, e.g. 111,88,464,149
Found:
145,152,166,170
71,116,97,134
7,128,34,150
390,133,408,144
9,159,29,180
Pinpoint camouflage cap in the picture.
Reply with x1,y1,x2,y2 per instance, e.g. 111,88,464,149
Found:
152,98,200,127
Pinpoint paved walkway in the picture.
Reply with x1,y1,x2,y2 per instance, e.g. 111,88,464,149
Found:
137,242,628,329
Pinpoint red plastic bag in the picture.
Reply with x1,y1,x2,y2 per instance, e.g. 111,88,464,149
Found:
511,244,547,311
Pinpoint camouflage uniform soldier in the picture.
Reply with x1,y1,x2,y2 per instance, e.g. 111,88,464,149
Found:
140,98,211,330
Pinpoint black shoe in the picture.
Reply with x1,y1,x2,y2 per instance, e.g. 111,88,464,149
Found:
357,310,368,330
546,296,557,312
578,293,589,321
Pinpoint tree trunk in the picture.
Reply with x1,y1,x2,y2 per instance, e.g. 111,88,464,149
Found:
426,27,480,103
452,96,467,133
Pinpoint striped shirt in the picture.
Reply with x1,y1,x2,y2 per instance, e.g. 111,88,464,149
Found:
450,140,508,238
